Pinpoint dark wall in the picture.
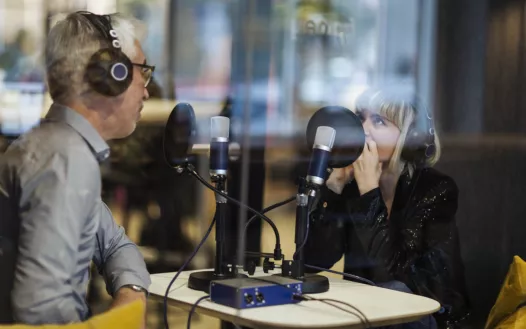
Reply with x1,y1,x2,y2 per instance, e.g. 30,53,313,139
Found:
435,0,488,134
436,0,526,326
484,0,526,133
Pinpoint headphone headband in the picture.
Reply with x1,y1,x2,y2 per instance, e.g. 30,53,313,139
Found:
77,12,118,49
404,98,436,166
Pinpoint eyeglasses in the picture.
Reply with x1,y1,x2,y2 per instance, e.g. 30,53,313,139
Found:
132,63,156,87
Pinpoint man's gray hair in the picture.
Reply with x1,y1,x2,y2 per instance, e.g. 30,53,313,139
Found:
45,12,146,103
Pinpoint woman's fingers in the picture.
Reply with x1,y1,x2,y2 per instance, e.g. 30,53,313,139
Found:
364,140,370,152
368,140,378,158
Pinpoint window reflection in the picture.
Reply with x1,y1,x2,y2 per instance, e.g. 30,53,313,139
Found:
2,0,523,328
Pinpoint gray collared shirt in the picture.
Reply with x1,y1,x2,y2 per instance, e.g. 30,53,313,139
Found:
0,103,151,324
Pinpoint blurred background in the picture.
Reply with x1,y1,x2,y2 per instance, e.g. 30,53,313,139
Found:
1,0,525,328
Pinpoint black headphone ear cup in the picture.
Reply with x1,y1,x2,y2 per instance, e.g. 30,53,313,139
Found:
402,123,436,165
85,48,133,97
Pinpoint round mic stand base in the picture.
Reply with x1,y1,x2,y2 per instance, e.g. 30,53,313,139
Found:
274,272,329,294
296,274,329,294
188,270,247,294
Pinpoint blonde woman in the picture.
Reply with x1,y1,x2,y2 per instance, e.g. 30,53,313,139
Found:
304,87,470,329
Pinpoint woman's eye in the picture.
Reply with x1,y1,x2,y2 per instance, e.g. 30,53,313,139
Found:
372,116,386,126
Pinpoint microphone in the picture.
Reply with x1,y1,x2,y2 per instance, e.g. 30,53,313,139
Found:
306,126,336,186
163,103,240,168
209,116,230,176
162,103,283,294
278,106,364,294
306,105,365,169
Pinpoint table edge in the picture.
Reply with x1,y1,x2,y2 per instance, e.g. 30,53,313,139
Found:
149,292,441,329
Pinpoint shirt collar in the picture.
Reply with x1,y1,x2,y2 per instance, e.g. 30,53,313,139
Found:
45,103,110,162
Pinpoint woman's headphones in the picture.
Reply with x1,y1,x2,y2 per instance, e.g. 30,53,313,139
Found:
77,11,133,97
400,98,436,167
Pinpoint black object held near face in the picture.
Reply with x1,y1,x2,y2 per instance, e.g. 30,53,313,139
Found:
78,11,133,97
306,106,365,169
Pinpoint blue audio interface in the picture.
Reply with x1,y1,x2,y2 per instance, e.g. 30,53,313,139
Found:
210,276,303,309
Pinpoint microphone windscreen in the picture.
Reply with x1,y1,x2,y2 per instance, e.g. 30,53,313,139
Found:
314,126,336,149
163,102,197,167
210,116,230,139
306,106,365,168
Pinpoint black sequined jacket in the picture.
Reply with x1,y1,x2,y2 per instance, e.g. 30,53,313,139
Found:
303,167,470,327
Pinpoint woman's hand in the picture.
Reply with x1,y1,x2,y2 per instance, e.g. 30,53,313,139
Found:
326,165,354,195
353,140,382,195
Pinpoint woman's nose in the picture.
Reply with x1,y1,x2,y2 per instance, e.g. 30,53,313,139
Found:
362,120,372,136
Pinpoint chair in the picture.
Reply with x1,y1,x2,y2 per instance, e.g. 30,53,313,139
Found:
485,256,526,329
1,300,144,329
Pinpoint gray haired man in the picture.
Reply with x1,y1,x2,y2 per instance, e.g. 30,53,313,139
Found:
0,11,154,326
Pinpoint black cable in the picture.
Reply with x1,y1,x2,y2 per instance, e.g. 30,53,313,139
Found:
244,276,370,328
186,295,210,329
243,195,295,259
244,195,295,231
294,295,369,328
188,168,282,249
163,217,216,329
304,264,376,286
293,209,312,260
314,298,372,328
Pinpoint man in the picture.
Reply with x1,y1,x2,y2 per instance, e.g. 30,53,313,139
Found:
0,11,153,325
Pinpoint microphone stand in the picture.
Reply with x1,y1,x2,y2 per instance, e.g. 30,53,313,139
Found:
213,175,228,278
277,177,329,293
187,170,246,293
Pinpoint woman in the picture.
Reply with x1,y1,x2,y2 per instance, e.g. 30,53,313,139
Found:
303,87,470,328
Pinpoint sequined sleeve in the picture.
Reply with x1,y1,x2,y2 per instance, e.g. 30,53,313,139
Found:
303,186,348,271
349,177,459,279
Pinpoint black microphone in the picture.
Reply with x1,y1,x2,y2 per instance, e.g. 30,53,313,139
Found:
306,126,336,186
306,105,365,169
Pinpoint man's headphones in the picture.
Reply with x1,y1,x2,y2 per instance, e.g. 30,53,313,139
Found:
77,11,133,97
355,87,436,167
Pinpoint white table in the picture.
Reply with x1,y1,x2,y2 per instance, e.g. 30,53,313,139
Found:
149,268,441,329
